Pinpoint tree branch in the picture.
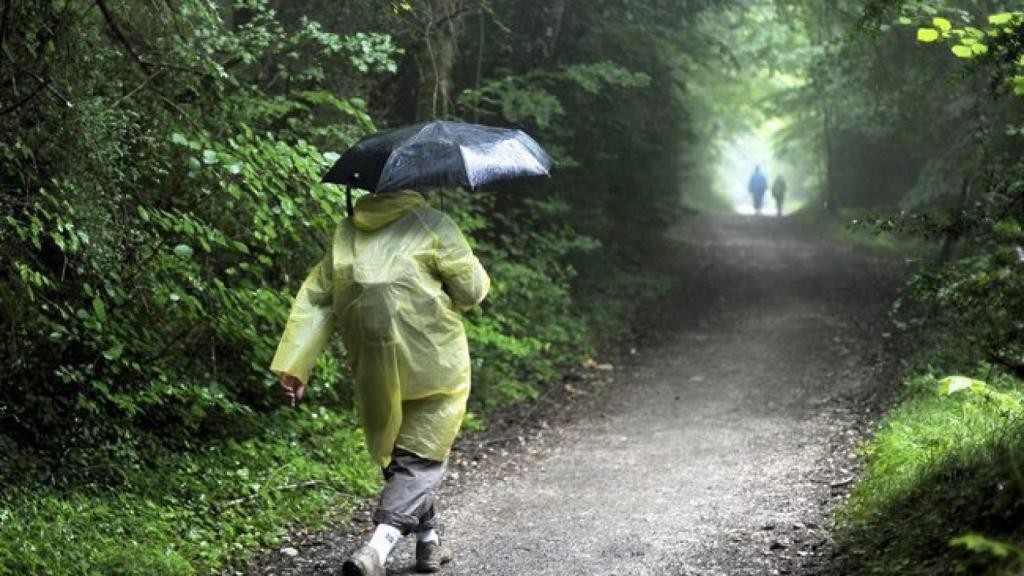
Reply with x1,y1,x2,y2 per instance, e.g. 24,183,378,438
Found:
112,69,166,107
95,0,150,75
0,78,47,117
1,46,73,109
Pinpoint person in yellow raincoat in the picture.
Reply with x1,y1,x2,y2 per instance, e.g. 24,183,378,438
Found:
271,189,489,576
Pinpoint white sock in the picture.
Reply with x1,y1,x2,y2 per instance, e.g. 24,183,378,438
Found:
368,524,402,566
416,528,439,545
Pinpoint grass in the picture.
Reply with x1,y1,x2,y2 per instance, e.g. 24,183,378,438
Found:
0,406,380,575
836,371,1024,575
786,204,934,258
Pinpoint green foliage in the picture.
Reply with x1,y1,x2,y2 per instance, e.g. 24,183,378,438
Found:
458,61,650,130
1,0,690,573
838,9,1024,574
951,534,1024,571
857,189,1024,376
837,372,1024,575
909,8,1024,94
0,407,378,575
0,0,378,482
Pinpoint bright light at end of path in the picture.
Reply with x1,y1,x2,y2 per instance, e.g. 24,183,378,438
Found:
716,122,792,217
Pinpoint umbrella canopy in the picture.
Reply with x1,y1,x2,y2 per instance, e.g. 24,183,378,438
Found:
322,120,553,193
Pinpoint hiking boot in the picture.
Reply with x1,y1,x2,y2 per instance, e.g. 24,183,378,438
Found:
341,545,385,576
415,540,453,573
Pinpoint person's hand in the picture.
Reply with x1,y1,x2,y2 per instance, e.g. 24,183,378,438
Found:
280,374,306,407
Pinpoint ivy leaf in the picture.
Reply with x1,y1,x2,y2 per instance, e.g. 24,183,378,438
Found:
932,17,952,33
917,28,940,42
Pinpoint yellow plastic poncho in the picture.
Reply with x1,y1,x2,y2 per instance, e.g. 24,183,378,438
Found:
270,190,490,467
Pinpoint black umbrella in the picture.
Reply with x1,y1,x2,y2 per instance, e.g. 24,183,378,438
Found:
322,121,554,214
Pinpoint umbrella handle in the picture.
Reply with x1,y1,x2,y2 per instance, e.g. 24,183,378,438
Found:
346,185,353,218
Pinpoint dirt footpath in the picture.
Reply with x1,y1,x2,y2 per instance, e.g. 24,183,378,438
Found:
255,214,905,576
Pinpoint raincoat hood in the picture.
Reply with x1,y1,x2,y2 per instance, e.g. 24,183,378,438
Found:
353,190,425,231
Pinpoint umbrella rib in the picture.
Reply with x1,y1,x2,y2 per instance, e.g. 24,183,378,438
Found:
456,144,476,189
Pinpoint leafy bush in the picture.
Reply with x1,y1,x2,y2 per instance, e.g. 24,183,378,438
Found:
0,0,378,481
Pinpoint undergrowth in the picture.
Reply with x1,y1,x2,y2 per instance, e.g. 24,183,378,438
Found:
837,370,1024,575
0,407,379,575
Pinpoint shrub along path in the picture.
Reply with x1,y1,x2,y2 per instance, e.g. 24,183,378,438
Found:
256,214,906,575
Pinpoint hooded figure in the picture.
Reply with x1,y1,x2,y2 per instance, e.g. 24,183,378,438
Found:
271,189,489,575
748,166,768,215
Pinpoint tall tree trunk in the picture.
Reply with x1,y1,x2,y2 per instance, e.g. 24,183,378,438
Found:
415,0,465,121
535,0,568,64
817,1,838,214
822,99,837,214
937,175,973,264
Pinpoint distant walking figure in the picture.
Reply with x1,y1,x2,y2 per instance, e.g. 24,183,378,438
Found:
771,175,787,217
748,166,769,215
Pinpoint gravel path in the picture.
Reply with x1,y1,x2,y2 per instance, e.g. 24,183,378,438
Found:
255,214,905,576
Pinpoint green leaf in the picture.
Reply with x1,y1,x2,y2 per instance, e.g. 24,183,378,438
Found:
951,45,973,58
202,150,219,165
102,342,124,361
988,13,1015,26
92,296,107,323
917,28,940,42
964,26,985,39
171,133,189,146
951,533,1017,558
1013,76,1024,96
173,244,194,259
932,17,952,33
938,376,987,396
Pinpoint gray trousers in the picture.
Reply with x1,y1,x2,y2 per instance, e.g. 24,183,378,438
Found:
372,449,447,534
